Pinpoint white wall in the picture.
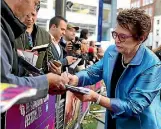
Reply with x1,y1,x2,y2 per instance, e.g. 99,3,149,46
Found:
37,0,99,40
153,15,161,49
143,32,153,47
69,0,99,6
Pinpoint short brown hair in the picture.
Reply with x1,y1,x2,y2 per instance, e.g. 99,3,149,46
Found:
117,8,151,41
49,16,67,29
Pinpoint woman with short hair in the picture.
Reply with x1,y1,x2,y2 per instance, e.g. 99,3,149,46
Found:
68,8,161,129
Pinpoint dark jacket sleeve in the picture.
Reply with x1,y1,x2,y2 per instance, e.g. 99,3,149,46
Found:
1,28,49,101
60,57,68,66
155,50,161,60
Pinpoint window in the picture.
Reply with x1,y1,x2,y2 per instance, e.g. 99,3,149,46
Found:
143,0,153,6
88,6,97,15
53,0,56,9
71,5,80,12
150,0,153,4
143,0,146,6
104,0,111,4
133,2,136,7
148,7,152,16
156,41,159,48
68,3,97,16
137,0,140,7
146,0,149,5
157,20,160,25
40,0,48,8
36,19,47,29
145,8,148,15
156,29,159,36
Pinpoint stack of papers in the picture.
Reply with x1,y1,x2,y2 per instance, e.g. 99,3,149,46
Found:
65,84,90,95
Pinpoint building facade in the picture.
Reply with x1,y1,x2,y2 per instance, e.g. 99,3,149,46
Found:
152,0,161,49
102,0,117,41
130,0,156,48
36,0,117,41
37,0,99,40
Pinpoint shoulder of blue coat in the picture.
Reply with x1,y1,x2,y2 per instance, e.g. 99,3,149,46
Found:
104,45,117,56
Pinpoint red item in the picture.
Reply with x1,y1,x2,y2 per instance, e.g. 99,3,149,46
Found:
88,47,94,53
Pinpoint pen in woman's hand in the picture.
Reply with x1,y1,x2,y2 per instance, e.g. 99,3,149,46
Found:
66,67,69,77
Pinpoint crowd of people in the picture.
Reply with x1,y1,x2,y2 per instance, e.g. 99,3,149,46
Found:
1,0,161,129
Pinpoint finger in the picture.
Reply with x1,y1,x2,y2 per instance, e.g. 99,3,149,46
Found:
72,60,77,64
61,72,69,82
49,61,58,69
73,57,77,60
61,72,68,77
59,82,66,90
67,42,72,45
66,44,72,48
61,73,69,81
67,44,73,47
49,66,56,73
68,48,73,51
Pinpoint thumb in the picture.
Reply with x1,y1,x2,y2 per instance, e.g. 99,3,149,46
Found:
67,73,73,80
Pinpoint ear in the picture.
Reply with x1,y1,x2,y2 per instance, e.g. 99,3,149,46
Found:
139,36,147,42
51,24,56,29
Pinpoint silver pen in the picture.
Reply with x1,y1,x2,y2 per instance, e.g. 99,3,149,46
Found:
66,67,69,77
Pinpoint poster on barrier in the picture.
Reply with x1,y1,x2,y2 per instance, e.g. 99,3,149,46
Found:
64,91,81,129
0,83,37,113
6,95,56,129
81,86,90,114
81,81,104,115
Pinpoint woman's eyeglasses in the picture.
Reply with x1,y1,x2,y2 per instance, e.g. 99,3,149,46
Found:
111,31,133,42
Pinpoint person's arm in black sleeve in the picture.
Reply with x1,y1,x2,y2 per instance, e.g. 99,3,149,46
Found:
1,28,49,100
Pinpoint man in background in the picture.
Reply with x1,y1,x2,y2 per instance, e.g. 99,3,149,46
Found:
48,16,77,69
60,24,79,57
15,4,61,75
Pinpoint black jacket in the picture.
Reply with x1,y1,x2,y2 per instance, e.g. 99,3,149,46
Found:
1,0,49,100
59,38,67,57
15,24,52,70
155,50,161,60
49,43,68,67
1,0,26,75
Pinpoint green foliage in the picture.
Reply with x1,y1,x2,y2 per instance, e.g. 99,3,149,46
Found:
90,103,101,111
81,115,98,129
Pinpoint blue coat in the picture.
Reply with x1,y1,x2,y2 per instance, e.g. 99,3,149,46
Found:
76,45,161,129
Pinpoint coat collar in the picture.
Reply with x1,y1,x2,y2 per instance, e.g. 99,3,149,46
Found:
108,44,145,66
1,0,26,39
130,45,145,66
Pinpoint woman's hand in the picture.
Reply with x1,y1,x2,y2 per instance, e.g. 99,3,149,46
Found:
72,89,99,102
47,72,68,95
68,74,79,86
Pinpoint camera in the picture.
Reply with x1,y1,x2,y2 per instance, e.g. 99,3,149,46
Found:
72,37,81,51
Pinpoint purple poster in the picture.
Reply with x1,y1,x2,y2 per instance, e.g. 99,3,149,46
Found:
6,95,56,129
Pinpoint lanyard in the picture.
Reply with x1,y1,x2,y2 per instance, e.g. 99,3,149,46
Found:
27,32,33,48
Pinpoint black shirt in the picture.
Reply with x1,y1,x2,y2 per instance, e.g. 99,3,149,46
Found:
107,53,126,129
